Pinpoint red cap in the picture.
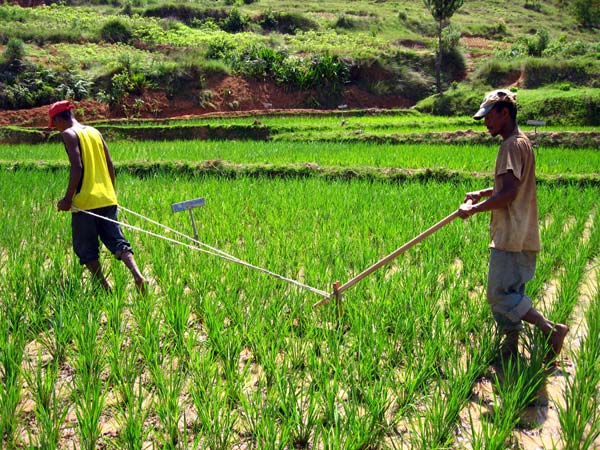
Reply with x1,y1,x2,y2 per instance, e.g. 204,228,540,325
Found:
48,100,74,127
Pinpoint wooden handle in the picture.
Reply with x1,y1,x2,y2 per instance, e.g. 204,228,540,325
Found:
313,200,471,309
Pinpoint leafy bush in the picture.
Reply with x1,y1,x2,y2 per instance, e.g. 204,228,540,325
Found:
0,65,92,109
542,35,590,57
571,0,600,28
523,57,600,88
230,45,286,79
440,46,466,83
414,85,485,116
441,24,461,51
474,59,521,87
143,4,228,26
257,11,319,34
205,35,237,60
220,8,249,33
334,14,358,30
100,19,132,44
2,38,25,69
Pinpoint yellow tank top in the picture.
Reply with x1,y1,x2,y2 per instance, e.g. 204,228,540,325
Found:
71,126,118,211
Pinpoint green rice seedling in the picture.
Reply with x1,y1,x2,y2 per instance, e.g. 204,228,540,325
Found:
0,316,26,447
113,378,151,450
151,359,186,449
246,324,281,388
132,293,163,371
559,276,600,449
201,297,245,401
240,388,289,450
23,356,67,450
106,305,150,450
273,374,320,448
343,379,391,449
411,359,481,449
190,358,237,450
72,300,106,450
161,288,192,357
491,360,541,446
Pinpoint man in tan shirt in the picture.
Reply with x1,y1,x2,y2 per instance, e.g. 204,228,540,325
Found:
458,89,568,365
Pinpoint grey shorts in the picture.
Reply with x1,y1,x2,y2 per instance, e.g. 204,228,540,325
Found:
487,248,536,332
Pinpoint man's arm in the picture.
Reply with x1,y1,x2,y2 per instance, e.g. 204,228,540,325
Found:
458,171,520,218
57,130,83,211
464,187,493,204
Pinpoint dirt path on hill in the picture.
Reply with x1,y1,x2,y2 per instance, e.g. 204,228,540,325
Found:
0,75,413,128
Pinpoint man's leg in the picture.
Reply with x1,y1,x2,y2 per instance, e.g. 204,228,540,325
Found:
119,250,147,294
521,307,569,362
96,206,147,294
84,259,111,291
73,211,109,289
488,249,528,361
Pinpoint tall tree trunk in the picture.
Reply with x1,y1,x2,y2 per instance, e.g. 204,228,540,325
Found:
436,20,443,94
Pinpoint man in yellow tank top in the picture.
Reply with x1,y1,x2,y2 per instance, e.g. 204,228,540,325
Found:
49,100,147,293
457,89,568,366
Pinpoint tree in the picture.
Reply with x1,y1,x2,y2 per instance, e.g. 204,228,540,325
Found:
2,38,26,72
423,0,464,93
572,0,600,28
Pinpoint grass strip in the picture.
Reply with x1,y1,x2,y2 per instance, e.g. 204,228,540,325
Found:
3,160,600,187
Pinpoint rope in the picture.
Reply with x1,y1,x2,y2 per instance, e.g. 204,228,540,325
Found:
71,206,329,298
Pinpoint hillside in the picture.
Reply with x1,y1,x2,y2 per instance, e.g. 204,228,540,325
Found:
1,0,599,125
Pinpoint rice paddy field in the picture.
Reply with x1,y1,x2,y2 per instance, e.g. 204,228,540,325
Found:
1,118,599,449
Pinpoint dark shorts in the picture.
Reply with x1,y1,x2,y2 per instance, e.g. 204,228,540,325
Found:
72,205,133,265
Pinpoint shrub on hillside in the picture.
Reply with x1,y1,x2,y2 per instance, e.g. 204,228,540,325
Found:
220,8,249,33
414,86,485,116
230,45,286,79
143,4,228,26
100,19,132,44
0,65,91,109
571,0,600,28
257,11,319,34
394,68,434,102
542,35,590,57
2,38,26,70
523,57,600,88
441,46,466,83
519,93,600,126
474,59,521,87
334,14,358,30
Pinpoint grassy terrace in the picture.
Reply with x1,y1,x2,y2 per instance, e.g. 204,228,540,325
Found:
2,140,599,177
87,108,599,133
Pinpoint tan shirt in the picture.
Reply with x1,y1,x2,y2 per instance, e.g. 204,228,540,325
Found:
490,128,540,252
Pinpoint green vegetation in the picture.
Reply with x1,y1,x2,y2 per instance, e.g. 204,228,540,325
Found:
3,139,600,178
1,0,598,116
1,165,599,447
2,2,600,446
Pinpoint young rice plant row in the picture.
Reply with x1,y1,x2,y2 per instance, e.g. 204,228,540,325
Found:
1,169,599,448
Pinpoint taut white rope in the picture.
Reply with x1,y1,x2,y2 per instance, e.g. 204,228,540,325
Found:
71,206,329,298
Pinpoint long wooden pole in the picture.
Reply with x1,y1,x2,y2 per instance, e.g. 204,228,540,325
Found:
313,202,470,309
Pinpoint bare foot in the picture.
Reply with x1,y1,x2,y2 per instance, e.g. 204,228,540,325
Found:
135,277,148,295
546,323,569,364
